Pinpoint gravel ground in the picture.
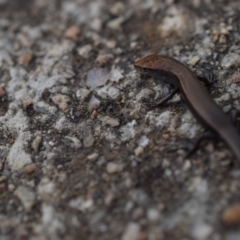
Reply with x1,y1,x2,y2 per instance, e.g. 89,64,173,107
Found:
1,0,240,239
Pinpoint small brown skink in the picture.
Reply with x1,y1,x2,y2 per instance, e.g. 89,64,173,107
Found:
134,55,240,162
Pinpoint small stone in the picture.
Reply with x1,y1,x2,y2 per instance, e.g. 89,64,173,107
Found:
223,104,231,113
221,28,229,35
95,53,113,66
192,223,213,240
132,208,144,220
38,178,56,201
121,222,140,240
8,184,15,191
65,136,82,149
14,185,36,211
106,162,124,174
31,135,42,152
86,68,110,89
64,26,81,40
221,93,230,101
98,115,120,127
136,88,154,101
222,204,240,224
18,52,33,65
77,44,92,58
87,152,99,161
96,85,120,99
107,17,124,30
7,133,32,170
219,34,227,44
69,197,93,212
157,7,190,38
221,53,240,69
22,99,32,109
0,175,6,182
138,136,150,147
88,95,101,111
134,146,144,156
0,183,6,192
83,125,94,148
52,94,71,112
110,2,126,15
14,225,29,239
76,88,90,102
147,208,160,222
162,133,170,140
105,192,117,206
188,56,200,67
0,86,5,97
110,67,124,83
24,163,39,175
231,71,240,83
89,18,102,31
120,120,137,142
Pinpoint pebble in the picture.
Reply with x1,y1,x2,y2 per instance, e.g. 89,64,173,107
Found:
221,93,230,101
192,223,213,240
110,2,126,16
0,86,5,97
154,111,174,128
88,95,101,111
96,85,120,99
83,125,94,148
132,208,144,220
24,163,39,175
106,162,124,174
134,146,144,156
147,208,160,222
86,68,110,89
110,67,124,83
105,192,117,206
41,204,64,234
18,52,33,66
76,88,90,102
38,178,56,201
138,136,150,147
121,222,140,240
14,185,36,211
120,120,137,142
77,44,92,58
188,56,200,67
0,175,6,182
107,17,124,30
95,53,113,66
7,132,32,171
31,135,42,152
52,94,71,112
8,184,15,192
87,152,99,161
22,99,32,109
222,204,240,224
65,135,82,149
231,71,240,83
64,26,81,40
89,18,102,31
136,88,154,101
157,7,190,38
222,105,231,113
69,197,93,212
98,115,120,127
221,53,240,69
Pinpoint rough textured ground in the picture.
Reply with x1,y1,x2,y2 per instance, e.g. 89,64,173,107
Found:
1,0,240,239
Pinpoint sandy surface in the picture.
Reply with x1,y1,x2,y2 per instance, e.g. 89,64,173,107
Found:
1,0,240,239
